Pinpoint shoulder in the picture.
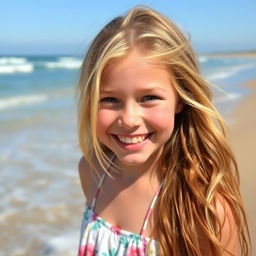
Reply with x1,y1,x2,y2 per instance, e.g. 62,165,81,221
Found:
78,156,99,200
78,156,90,177
78,153,110,200
78,156,90,198
215,193,240,255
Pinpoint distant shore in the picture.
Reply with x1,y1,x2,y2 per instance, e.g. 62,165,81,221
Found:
200,51,256,58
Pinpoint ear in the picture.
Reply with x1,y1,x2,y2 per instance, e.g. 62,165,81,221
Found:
175,101,185,113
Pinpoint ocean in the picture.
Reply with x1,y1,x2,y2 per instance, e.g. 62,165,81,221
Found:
1,55,256,255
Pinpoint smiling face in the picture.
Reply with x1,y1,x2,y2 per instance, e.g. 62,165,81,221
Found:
96,47,183,170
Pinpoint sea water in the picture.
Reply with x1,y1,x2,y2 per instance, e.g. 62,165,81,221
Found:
0,55,256,255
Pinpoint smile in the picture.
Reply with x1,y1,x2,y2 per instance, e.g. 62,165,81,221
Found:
113,133,153,144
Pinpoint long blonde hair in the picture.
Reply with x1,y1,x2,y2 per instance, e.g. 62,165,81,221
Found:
76,5,250,255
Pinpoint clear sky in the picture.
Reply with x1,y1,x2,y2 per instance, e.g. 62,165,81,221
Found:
1,0,256,55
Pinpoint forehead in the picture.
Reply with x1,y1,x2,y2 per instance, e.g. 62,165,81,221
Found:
100,48,173,92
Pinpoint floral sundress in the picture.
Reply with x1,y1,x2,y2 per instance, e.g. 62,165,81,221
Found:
78,172,162,256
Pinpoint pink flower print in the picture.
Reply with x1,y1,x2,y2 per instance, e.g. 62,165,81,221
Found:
127,245,145,256
92,212,98,221
78,243,96,256
111,225,121,235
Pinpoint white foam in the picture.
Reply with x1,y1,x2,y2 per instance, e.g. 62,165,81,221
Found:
45,57,82,69
46,232,79,255
9,188,28,202
199,56,208,63
207,71,233,80
214,92,241,104
0,57,27,65
205,63,255,81
0,94,48,110
0,64,34,74
0,57,34,74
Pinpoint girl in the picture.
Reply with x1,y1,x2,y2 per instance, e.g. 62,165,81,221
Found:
76,5,250,256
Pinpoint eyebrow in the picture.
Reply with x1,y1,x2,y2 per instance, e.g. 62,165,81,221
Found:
100,87,168,94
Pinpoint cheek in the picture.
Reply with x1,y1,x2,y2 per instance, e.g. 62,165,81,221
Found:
146,105,176,133
96,109,114,134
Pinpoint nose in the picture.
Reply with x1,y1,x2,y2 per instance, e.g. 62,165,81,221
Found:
118,101,142,129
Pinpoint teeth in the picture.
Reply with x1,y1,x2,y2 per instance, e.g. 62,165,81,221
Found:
117,135,147,144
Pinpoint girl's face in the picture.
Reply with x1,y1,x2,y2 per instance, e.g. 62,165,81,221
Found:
97,47,183,168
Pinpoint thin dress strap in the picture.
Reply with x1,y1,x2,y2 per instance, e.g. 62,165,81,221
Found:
91,172,107,211
139,181,164,236
91,155,115,210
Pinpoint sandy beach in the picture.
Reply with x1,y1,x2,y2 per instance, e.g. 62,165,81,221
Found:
228,78,256,254
202,51,256,59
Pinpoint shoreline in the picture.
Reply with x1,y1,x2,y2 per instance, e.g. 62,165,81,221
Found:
227,78,256,253
200,52,256,59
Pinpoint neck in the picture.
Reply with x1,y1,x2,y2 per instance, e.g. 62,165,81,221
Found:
110,149,163,186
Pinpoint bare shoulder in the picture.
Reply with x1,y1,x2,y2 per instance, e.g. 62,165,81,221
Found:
78,156,99,200
78,154,108,202
215,193,240,255
78,156,90,177
78,156,90,198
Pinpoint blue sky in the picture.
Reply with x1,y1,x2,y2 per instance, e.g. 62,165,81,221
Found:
1,0,256,55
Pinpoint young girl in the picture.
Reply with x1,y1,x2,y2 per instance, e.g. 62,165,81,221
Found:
76,5,250,256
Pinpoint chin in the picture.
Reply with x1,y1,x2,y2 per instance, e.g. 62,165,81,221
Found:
117,153,151,166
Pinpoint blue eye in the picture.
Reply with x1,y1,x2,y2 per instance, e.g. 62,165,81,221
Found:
142,95,159,101
100,97,118,103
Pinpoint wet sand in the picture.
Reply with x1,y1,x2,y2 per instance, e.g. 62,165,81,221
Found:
228,79,256,254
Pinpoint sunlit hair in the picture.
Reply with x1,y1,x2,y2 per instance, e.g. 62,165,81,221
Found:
76,5,250,255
